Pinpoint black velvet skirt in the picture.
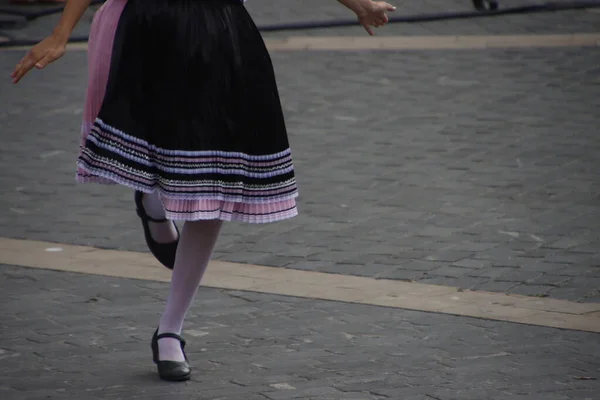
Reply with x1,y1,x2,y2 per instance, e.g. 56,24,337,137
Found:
77,0,298,223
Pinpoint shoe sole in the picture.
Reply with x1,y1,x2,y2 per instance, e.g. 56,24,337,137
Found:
160,373,191,382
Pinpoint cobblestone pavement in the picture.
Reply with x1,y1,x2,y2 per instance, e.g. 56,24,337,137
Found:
1,1,600,302
1,3,599,400
2,44,599,301
2,0,600,41
250,0,600,37
1,264,599,400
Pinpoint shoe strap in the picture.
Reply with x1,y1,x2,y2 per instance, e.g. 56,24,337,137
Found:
156,332,186,349
136,207,168,223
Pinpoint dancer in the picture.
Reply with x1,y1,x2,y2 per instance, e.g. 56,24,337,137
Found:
12,0,396,382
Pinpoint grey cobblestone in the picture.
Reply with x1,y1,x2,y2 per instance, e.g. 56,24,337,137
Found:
467,267,510,279
527,274,572,286
428,265,475,278
3,1,600,43
507,283,554,297
2,264,600,400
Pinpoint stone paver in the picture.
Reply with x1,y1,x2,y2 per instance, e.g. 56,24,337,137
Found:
1,44,599,301
1,264,599,400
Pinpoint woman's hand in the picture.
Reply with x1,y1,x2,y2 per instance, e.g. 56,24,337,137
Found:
356,1,396,35
338,0,396,35
11,34,67,84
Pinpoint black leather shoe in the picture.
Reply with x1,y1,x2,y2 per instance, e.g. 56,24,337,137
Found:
151,329,191,382
135,191,179,270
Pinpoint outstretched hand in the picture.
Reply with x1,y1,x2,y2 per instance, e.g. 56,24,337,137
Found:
356,1,396,35
11,34,67,84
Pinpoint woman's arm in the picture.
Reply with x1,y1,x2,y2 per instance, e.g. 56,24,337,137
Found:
337,0,396,35
52,0,93,42
12,0,92,83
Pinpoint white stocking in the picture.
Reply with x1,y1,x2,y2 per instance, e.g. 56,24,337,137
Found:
157,219,223,361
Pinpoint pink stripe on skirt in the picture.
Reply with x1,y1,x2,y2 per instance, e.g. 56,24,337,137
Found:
76,0,298,223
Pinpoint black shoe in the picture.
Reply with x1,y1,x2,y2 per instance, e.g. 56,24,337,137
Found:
135,191,179,270
151,328,191,382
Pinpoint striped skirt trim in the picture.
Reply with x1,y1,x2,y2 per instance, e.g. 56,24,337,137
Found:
86,120,295,177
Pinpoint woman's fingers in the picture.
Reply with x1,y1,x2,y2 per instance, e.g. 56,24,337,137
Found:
35,51,60,69
383,2,397,11
12,56,35,83
11,36,66,83
14,64,33,82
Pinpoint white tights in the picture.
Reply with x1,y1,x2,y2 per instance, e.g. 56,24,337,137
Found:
143,194,223,362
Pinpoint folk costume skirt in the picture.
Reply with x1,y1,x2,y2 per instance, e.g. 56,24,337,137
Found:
77,0,298,223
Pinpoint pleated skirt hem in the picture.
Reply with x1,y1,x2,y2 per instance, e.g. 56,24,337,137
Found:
76,161,298,223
